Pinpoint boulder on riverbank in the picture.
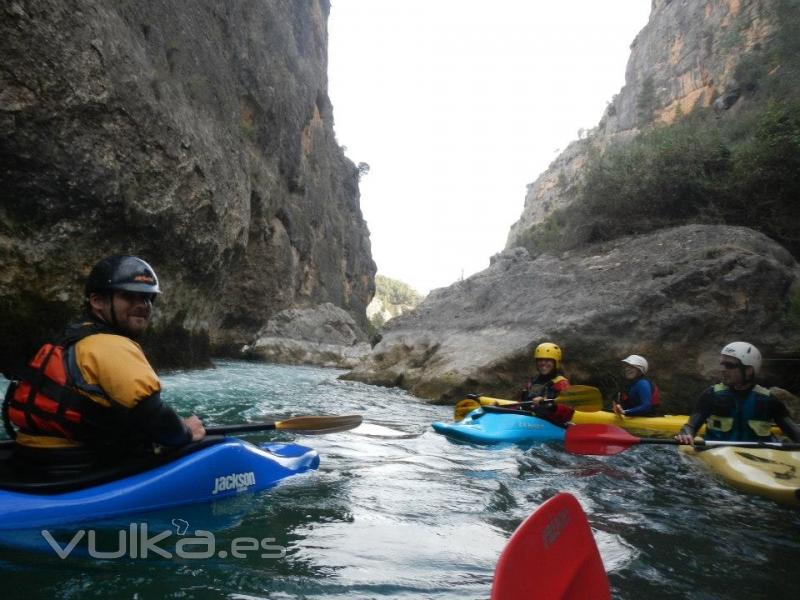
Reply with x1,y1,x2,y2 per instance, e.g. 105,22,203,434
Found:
343,225,800,412
243,303,370,369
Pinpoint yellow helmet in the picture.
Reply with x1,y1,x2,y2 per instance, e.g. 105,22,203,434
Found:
534,342,562,368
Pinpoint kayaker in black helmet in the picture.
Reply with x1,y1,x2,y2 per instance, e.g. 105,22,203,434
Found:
674,342,800,445
3,255,205,475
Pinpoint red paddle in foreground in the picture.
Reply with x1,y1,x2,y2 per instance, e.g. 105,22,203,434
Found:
491,492,610,600
565,424,800,456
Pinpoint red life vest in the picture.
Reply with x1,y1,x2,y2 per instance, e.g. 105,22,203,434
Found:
619,379,660,409
519,374,574,425
2,323,121,442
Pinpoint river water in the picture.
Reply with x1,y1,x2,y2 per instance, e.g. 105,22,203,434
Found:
1,360,798,599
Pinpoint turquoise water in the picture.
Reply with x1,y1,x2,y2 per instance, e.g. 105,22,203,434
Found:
1,360,799,599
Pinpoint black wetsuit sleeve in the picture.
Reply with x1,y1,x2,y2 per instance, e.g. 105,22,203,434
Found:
768,396,800,442
532,403,556,418
680,387,715,436
129,392,192,447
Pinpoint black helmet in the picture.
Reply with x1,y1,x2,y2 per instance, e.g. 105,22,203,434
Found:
85,255,162,297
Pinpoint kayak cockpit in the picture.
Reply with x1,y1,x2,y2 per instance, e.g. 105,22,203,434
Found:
0,436,228,494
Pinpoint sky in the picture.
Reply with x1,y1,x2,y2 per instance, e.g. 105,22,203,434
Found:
328,1,652,295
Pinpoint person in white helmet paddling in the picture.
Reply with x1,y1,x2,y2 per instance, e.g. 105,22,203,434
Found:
674,342,800,444
613,355,660,417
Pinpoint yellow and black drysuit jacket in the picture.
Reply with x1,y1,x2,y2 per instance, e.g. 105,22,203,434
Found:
5,319,191,469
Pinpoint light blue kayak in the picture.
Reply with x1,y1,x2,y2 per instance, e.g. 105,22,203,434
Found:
0,437,319,530
432,407,567,446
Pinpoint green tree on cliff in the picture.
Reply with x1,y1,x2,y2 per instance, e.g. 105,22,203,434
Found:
368,275,423,331
518,0,800,259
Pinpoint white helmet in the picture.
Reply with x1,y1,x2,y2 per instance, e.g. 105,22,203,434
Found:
621,354,648,375
721,341,761,374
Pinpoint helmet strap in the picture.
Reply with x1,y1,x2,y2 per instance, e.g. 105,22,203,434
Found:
741,365,755,385
730,364,755,390
108,294,122,332
91,291,121,332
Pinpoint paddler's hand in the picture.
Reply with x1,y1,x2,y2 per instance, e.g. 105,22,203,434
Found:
674,432,695,445
184,415,206,441
531,396,544,406
613,403,625,417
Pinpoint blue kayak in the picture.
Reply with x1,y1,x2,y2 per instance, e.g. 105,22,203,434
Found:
0,437,319,530
432,407,566,446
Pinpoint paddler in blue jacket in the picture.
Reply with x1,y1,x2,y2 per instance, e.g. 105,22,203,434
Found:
675,342,800,444
4,255,206,475
613,355,659,417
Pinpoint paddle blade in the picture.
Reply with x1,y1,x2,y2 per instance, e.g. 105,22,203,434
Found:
453,399,482,421
491,492,610,600
454,385,602,420
556,385,602,412
208,415,363,436
479,386,602,413
565,424,641,456
275,414,363,434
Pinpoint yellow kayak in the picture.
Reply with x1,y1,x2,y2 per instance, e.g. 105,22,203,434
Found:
680,446,800,508
570,411,781,437
570,410,690,437
478,397,781,438
479,397,690,437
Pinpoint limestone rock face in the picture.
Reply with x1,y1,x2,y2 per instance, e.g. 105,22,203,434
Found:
0,0,375,372
507,0,779,248
243,303,370,369
344,225,800,412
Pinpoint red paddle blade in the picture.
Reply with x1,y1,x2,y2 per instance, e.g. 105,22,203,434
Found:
565,424,641,456
491,492,610,600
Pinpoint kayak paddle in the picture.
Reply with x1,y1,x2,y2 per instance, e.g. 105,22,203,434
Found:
491,492,610,600
207,414,363,436
453,385,602,421
565,424,800,456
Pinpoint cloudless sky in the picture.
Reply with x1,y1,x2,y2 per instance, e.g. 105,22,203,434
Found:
328,1,651,295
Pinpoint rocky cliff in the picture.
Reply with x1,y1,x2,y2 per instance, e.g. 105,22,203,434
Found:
344,0,800,410
0,0,375,373
507,0,782,247
344,225,800,411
